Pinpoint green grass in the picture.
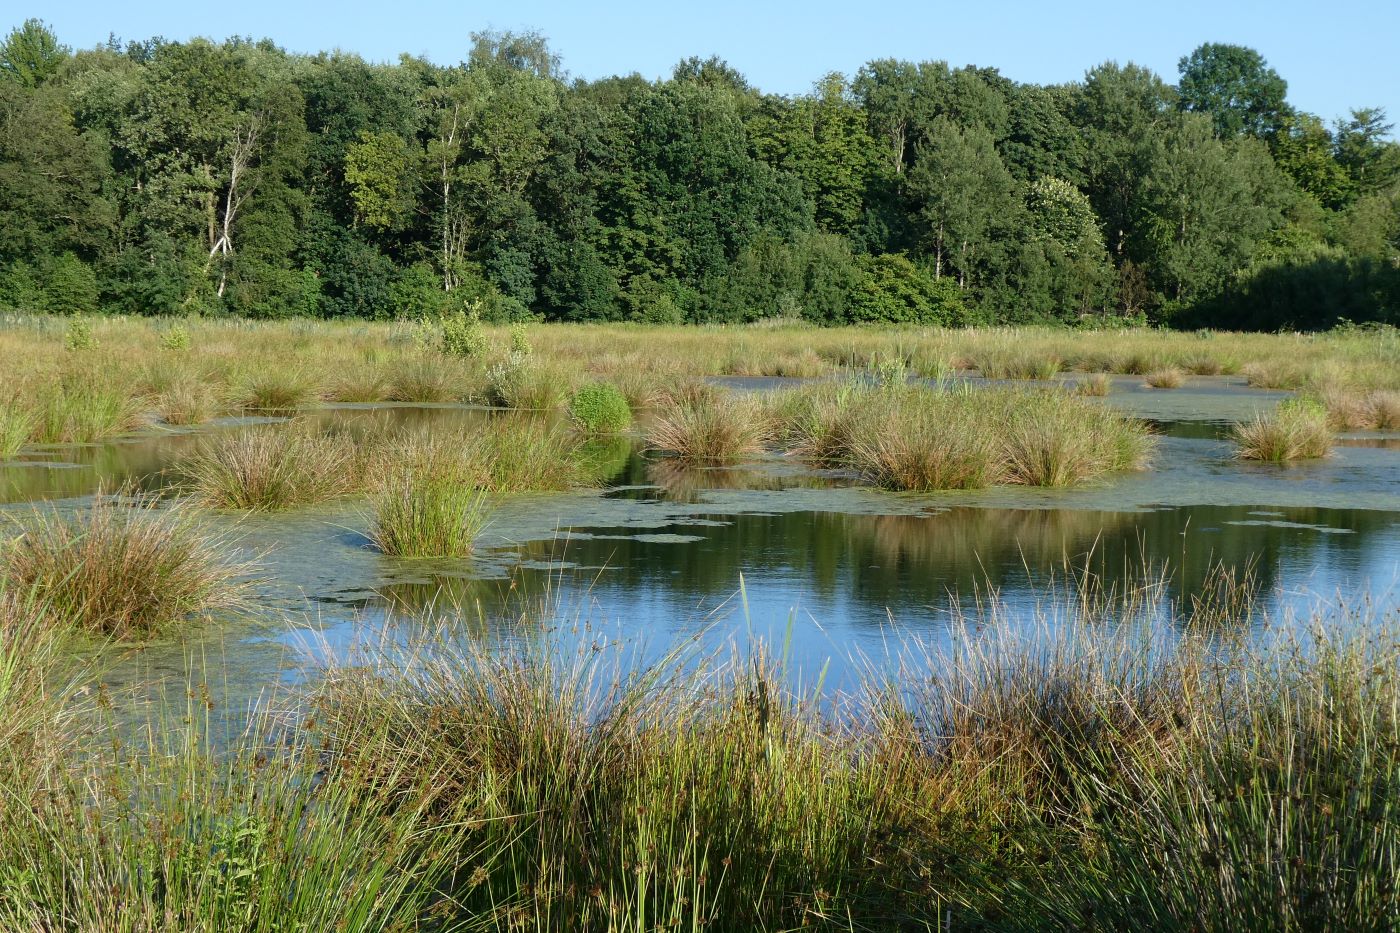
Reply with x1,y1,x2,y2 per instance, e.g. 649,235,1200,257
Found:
177,425,359,511
0,403,34,458
1233,399,1332,461
370,446,491,558
0,492,250,637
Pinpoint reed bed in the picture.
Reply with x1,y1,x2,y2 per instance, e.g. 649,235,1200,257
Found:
773,382,1154,490
0,571,1395,930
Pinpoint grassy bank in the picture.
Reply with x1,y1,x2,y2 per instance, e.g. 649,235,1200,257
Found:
0,589,1395,930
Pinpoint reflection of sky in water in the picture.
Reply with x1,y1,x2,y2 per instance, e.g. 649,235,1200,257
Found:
2,389,1397,718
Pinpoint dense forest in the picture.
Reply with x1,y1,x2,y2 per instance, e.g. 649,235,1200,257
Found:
1,19,1397,329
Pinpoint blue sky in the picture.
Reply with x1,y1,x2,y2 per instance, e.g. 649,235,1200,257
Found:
16,0,1399,128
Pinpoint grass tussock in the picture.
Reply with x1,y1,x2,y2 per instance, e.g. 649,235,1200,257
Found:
1318,386,1400,430
774,382,1153,491
1074,372,1112,396
178,425,359,511
1233,399,1332,461
155,377,221,425
1143,367,1185,388
234,368,318,414
33,374,145,444
384,355,464,403
371,453,491,558
645,385,771,462
0,403,35,458
0,492,250,637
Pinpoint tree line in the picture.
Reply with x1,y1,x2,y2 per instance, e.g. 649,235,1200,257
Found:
1,19,1397,329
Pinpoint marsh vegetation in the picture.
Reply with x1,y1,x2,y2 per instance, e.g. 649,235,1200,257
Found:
0,316,1397,930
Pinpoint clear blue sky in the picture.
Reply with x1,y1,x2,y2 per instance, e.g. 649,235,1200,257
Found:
15,0,1399,128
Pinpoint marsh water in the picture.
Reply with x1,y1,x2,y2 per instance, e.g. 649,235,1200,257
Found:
3,375,1398,722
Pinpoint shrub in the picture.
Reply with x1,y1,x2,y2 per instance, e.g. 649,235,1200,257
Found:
440,306,488,357
509,322,532,356
847,253,970,325
1233,399,1332,461
158,323,192,351
178,427,358,511
0,493,250,637
63,318,96,351
568,383,633,435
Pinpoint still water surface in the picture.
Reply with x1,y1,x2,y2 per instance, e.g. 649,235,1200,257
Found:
2,379,1397,720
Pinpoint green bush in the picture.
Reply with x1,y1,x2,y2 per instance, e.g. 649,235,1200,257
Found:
158,323,191,351
63,318,96,351
568,383,633,434
440,306,487,357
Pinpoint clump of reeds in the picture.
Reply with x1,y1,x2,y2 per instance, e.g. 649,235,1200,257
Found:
1074,373,1112,397
33,374,144,444
384,355,463,403
369,437,491,558
0,403,35,458
1143,367,1185,389
1233,399,1332,461
974,349,1062,380
233,368,317,414
646,385,771,462
846,392,999,490
301,597,1400,932
1317,386,1400,431
1001,394,1154,486
177,425,359,510
773,383,1154,491
0,492,250,637
155,377,221,426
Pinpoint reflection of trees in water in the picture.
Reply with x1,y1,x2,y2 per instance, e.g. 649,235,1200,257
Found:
642,457,808,503
487,504,1398,632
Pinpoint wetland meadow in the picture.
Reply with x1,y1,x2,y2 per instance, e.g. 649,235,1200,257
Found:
1,315,1398,930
